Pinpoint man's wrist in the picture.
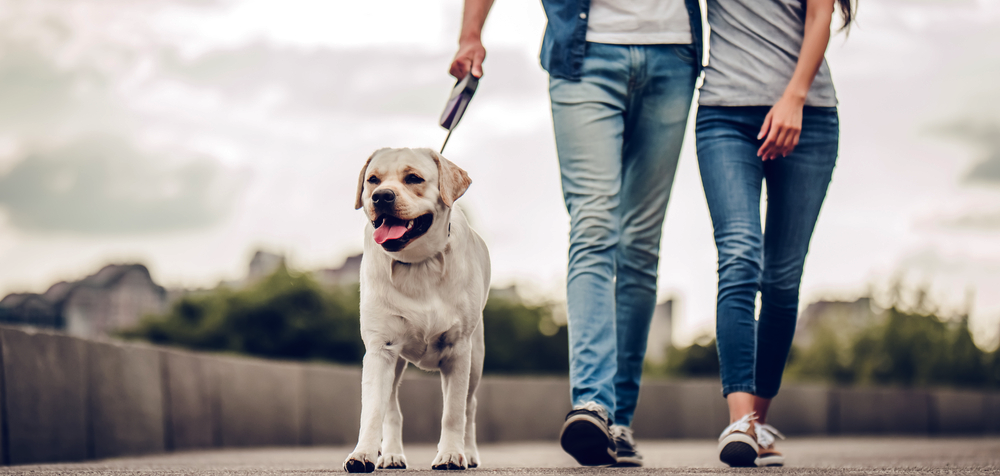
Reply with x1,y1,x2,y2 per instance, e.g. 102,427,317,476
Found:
459,35,483,46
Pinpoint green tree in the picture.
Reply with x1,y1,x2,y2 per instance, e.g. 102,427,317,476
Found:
481,296,569,374
121,266,365,363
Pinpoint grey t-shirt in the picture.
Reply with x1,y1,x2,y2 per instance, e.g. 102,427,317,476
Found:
698,0,837,107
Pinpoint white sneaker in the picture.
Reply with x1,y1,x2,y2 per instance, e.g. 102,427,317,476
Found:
718,412,759,467
755,423,786,467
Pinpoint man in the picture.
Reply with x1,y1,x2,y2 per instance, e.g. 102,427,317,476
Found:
450,0,703,466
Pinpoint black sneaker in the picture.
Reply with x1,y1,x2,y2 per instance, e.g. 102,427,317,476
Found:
559,402,617,466
611,425,643,467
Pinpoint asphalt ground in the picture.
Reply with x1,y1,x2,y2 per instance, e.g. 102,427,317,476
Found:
4,438,999,475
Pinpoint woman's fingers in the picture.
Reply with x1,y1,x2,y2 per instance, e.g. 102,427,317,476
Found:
758,111,773,140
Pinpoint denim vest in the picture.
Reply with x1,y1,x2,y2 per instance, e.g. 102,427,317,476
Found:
539,0,704,81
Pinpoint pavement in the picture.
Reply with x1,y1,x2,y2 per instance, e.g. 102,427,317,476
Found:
3,438,999,475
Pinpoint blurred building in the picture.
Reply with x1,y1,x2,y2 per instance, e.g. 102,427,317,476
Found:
247,250,287,283
314,254,362,288
645,299,674,363
0,264,168,338
794,297,879,347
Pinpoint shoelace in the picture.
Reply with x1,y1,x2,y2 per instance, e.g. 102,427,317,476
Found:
574,401,609,423
718,412,758,441
610,425,635,445
756,423,785,448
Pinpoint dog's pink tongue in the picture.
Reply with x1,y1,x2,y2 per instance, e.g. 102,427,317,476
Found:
373,223,408,244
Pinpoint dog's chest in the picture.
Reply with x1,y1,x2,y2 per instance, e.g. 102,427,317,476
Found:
395,317,463,371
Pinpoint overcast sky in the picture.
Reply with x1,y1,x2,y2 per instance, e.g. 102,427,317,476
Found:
0,0,998,347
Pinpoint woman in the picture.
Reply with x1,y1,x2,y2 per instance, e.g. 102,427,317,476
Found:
696,0,854,468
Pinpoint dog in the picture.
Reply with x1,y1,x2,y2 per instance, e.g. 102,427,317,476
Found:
344,148,490,473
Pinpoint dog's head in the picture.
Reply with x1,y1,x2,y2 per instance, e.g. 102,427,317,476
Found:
355,147,471,261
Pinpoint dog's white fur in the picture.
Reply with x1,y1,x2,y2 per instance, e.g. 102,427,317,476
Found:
345,148,490,472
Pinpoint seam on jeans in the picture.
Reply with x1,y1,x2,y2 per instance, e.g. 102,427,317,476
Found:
752,296,759,396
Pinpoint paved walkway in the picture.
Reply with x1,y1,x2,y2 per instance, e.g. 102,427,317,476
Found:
4,438,999,475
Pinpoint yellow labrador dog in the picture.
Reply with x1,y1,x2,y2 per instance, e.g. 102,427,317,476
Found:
345,148,490,473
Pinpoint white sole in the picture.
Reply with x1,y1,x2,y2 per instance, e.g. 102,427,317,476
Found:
756,453,785,467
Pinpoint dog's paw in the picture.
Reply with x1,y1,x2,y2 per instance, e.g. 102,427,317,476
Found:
378,453,407,469
431,451,467,470
344,451,377,473
466,451,480,469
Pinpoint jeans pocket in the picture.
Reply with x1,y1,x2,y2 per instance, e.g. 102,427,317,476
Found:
671,44,697,66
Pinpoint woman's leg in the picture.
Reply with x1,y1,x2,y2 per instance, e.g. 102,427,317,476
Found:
755,107,839,400
550,43,632,417
696,106,769,420
612,44,696,428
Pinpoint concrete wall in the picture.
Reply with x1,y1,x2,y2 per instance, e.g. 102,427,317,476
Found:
1,324,998,466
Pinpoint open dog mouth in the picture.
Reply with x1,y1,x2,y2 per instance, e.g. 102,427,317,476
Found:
372,213,433,251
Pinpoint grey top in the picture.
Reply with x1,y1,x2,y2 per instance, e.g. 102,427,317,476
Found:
698,0,838,107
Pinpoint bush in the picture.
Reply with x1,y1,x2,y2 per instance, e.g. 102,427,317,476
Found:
122,267,571,373
120,266,365,363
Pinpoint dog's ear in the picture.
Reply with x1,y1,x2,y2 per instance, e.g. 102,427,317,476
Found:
429,150,471,207
355,150,379,210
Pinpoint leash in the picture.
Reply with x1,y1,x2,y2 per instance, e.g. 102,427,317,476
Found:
439,73,479,154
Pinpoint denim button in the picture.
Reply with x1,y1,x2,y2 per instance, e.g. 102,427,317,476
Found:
579,12,587,19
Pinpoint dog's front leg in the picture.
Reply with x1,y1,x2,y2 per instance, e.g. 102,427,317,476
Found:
345,343,397,473
377,357,408,469
433,339,472,470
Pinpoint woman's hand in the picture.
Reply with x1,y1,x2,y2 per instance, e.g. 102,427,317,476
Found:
757,93,805,161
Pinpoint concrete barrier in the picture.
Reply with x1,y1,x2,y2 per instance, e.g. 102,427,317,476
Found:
208,355,304,447
767,384,830,435
87,340,166,459
1,324,998,466
477,376,571,442
932,389,987,434
834,387,932,435
0,327,88,464
398,372,445,444
303,364,361,446
987,393,1000,434
161,349,216,450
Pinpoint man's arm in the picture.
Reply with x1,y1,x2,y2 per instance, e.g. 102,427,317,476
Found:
449,0,495,79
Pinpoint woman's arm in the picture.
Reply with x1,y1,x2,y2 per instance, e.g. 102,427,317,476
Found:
449,0,496,79
757,0,836,160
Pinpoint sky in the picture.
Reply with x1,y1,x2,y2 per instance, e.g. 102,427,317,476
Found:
0,0,998,347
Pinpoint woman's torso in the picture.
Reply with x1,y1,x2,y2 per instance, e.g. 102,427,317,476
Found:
698,0,837,107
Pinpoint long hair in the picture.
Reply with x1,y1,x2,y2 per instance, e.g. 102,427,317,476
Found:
836,0,856,33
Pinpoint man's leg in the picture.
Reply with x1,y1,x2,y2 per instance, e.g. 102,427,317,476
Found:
550,42,631,419
550,42,630,466
612,44,696,428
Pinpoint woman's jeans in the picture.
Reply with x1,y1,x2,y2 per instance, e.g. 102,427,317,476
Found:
549,42,697,426
696,106,838,399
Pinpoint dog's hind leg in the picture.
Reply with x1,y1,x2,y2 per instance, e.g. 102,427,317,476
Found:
432,339,472,470
378,357,408,469
465,321,485,468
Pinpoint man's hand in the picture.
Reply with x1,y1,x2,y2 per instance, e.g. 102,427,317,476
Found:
450,38,486,79
757,93,804,161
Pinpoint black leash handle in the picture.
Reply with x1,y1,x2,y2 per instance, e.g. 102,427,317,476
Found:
438,73,479,154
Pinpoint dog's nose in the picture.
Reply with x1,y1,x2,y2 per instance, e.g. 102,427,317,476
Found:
372,189,396,206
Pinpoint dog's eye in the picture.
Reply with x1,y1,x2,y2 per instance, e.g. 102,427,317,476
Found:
405,174,424,184
367,176,380,185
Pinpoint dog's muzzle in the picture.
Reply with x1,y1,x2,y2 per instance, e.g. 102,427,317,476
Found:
372,213,434,251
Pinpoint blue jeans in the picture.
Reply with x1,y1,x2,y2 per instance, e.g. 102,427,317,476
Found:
696,106,838,399
550,42,697,426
